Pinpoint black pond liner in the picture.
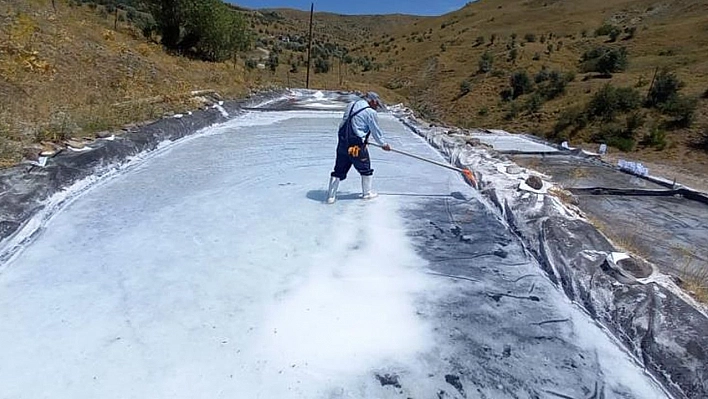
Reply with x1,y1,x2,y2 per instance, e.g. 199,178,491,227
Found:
0,90,286,261
395,110,708,399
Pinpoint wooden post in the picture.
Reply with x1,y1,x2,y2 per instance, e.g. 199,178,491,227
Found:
306,3,314,89
646,66,659,102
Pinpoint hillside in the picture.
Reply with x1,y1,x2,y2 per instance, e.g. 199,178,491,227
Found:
342,0,708,180
1,0,707,185
0,0,251,166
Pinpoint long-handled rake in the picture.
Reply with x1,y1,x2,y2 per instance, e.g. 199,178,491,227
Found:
369,143,478,188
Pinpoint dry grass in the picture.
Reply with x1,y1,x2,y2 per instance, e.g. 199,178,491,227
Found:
316,0,708,176
0,0,251,165
674,246,708,303
548,186,578,207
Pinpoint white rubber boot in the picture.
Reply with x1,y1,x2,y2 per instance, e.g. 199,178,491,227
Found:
326,176,340,204
361,175,378,200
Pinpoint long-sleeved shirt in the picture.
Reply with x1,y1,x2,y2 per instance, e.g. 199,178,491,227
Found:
339,99,388,146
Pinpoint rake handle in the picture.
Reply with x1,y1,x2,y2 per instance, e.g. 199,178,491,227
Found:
369,143,466,174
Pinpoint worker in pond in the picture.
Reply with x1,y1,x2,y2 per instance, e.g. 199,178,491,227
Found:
326,92,391,204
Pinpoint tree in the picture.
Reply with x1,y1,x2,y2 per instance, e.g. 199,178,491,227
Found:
646,69,684,107
587,84,641,121
580,46,628,76
314,57,330,73
509,71,533,99
146,0,250,62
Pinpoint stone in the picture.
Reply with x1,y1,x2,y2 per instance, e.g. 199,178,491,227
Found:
525,175,544,190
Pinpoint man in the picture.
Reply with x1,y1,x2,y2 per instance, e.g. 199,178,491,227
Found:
326,92,391,204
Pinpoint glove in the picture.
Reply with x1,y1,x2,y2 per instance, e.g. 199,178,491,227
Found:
347,145,361,157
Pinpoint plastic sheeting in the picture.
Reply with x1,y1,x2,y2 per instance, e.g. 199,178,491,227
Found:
0,91,283,262
392,106,708,399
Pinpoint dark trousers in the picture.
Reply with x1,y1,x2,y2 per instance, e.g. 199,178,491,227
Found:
331,141,373,180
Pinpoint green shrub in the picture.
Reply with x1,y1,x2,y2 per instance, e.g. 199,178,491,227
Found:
608,28,621,42
524,33,537,43
660,95,697,128
459,80,472,96
524,93,544,113
554,106,588,137
504,102,521,120
535,67,550,83
537,70,573,100
587,84,641,121
500,87,514,102
595,23,620,37
646,69,684,107
642,126,667,150
580,46,628,75
508,48,518,62
147,0,250,62
509,71,533,99
625,26,637,39
699,128,708,151
478,107,489,116
314,57,330,73
266,52,278,72
594,123,635,151
532,52,541,61
606,135,636,152
478,51,494,73
245,59,257,69
475,36,485,46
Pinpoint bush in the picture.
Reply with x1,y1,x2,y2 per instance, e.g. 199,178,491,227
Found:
702,88,708,99
459,80,472,96
508,48,518,63
587,84,641,121
504,102,521,120
625,26,637,39
580,46,628,75
594,123,635,152
524,33,537,43
314,57,330,73
509,71,533,99
535,67,550,83
595,23,619,37
642,126,668,150
475,36,485,46
500,87,514,102
524,93,544,113
266,52,278,72
245,59,257,69
608,28,621,42
699,128,708,151
147,0,250,62
554,106,588,137
478,51,494,73
536,70,573,100
646,69,684,107
660,95,697,128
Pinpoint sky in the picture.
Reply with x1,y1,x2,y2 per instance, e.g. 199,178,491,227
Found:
230,0,472,16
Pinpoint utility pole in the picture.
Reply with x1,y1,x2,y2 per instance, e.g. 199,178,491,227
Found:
306,3,314,89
